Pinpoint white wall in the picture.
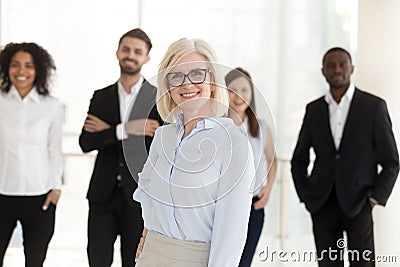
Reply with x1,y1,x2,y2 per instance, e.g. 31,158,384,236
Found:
356,0,400,260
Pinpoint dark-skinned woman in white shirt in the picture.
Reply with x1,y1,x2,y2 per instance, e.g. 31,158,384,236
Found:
0,42,63,267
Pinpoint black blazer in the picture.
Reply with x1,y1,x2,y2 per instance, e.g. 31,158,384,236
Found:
291,88,399,218
79,81,162,207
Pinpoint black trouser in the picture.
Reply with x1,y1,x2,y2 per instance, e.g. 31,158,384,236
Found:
87,187,143,267
238,196,265,267
311,190,375,267
0,193,56,267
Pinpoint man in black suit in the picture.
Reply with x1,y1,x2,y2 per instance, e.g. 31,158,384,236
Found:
291,47,399,267
79,28,162,267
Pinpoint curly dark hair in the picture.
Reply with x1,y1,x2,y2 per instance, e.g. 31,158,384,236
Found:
0,42,56,95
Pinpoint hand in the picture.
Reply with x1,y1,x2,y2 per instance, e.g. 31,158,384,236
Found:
42,190,61,211
135,236,145,262
84,114,111,133
369,199,377,209
125,119,160,137
135,228,148,262
253,185,272,210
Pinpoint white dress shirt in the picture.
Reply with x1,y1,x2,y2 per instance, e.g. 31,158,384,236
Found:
116,77,144,140
324,84,355,149
133,114,255,267
324,85,378,205
237,118,268,196
0,86,63,195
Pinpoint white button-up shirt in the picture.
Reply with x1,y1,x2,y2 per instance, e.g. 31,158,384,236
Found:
0,86,63,195
237,118,268,196
324,84,355,149
116,77,144,140
133,114,254,267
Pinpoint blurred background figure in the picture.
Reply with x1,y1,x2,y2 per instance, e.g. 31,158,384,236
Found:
291,47,399,266
226,67,277,267
78,28,161,267
0,42,63,267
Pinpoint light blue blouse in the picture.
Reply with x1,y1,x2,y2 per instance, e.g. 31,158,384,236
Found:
133,115,255,267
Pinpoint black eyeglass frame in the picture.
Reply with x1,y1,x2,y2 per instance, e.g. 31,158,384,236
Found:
165,68,211,88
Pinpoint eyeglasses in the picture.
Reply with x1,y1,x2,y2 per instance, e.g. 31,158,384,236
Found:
166,68,210,87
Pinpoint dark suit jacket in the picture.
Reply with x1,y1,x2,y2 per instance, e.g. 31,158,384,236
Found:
291,88,399,218
79,80,162,207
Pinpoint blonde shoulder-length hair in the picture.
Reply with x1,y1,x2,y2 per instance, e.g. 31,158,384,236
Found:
157,38,229,123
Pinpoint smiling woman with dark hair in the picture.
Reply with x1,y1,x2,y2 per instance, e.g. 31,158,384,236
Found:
0,42,56,95
0,42,63,267
226,67,277,267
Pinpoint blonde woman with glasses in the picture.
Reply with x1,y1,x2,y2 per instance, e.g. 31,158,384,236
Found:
133,38,255,266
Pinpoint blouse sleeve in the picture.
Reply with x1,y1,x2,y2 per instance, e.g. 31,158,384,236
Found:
133,128,160,227
48,100,64,189
208,139,255,267
259,119,268,151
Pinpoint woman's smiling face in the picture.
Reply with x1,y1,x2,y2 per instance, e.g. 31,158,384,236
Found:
228,76,253,114
9,51,36,93
168,52,214,114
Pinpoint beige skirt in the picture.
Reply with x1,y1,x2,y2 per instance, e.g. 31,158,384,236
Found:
135,230,210,267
